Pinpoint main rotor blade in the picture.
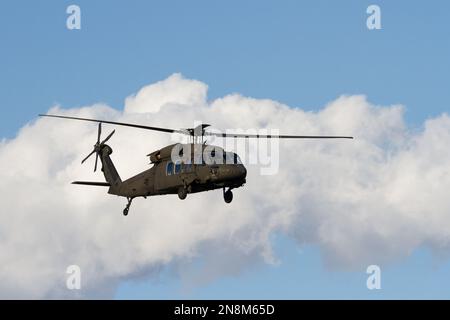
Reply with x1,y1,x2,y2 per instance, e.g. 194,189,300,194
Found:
81,149,96,164
39,114,354,139
39,114,182,134
205,132,354,139
97,122,102,144
101,129,115,145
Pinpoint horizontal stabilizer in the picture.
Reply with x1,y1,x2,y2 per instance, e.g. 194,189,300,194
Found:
72,181,111,187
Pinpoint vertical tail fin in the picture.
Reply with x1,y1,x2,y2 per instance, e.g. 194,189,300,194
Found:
99,145,122,193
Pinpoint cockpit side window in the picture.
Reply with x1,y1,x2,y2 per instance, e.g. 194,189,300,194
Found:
224,152,234,164
223,152,242,165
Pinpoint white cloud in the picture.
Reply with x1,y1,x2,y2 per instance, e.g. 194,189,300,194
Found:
124,73,208,114
1,74,450,298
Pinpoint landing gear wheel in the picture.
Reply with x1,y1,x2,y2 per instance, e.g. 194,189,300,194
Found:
178,187,188,200
224,190,233,203
123,197,133,216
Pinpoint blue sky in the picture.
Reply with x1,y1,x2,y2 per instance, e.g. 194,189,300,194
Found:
1,1,450,299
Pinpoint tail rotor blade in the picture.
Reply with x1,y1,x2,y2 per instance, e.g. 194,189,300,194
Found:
97,123,102,144
94,153,99,172
81,149,96,164
101,129,115,145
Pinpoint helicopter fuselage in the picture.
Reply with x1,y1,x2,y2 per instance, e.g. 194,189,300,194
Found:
101,143,247,200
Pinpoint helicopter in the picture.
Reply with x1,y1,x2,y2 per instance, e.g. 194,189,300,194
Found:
39,114,353,216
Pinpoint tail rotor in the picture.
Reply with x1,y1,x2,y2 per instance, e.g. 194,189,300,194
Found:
81,123,115,172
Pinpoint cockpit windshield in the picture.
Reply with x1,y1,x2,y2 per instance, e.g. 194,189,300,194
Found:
234,154,242,164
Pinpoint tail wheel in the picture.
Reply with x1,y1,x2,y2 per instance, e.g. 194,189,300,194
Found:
123,197,133,216
178,187,188,200
224,190,233,203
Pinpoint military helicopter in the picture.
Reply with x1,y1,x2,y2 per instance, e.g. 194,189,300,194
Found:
39,114,353,215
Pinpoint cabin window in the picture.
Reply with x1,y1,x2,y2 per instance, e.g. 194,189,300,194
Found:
166,162,174,176
175,162,182,174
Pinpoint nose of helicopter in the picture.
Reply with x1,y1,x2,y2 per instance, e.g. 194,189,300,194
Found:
235,165,247,180
242,165,248,179
219,164,247,181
